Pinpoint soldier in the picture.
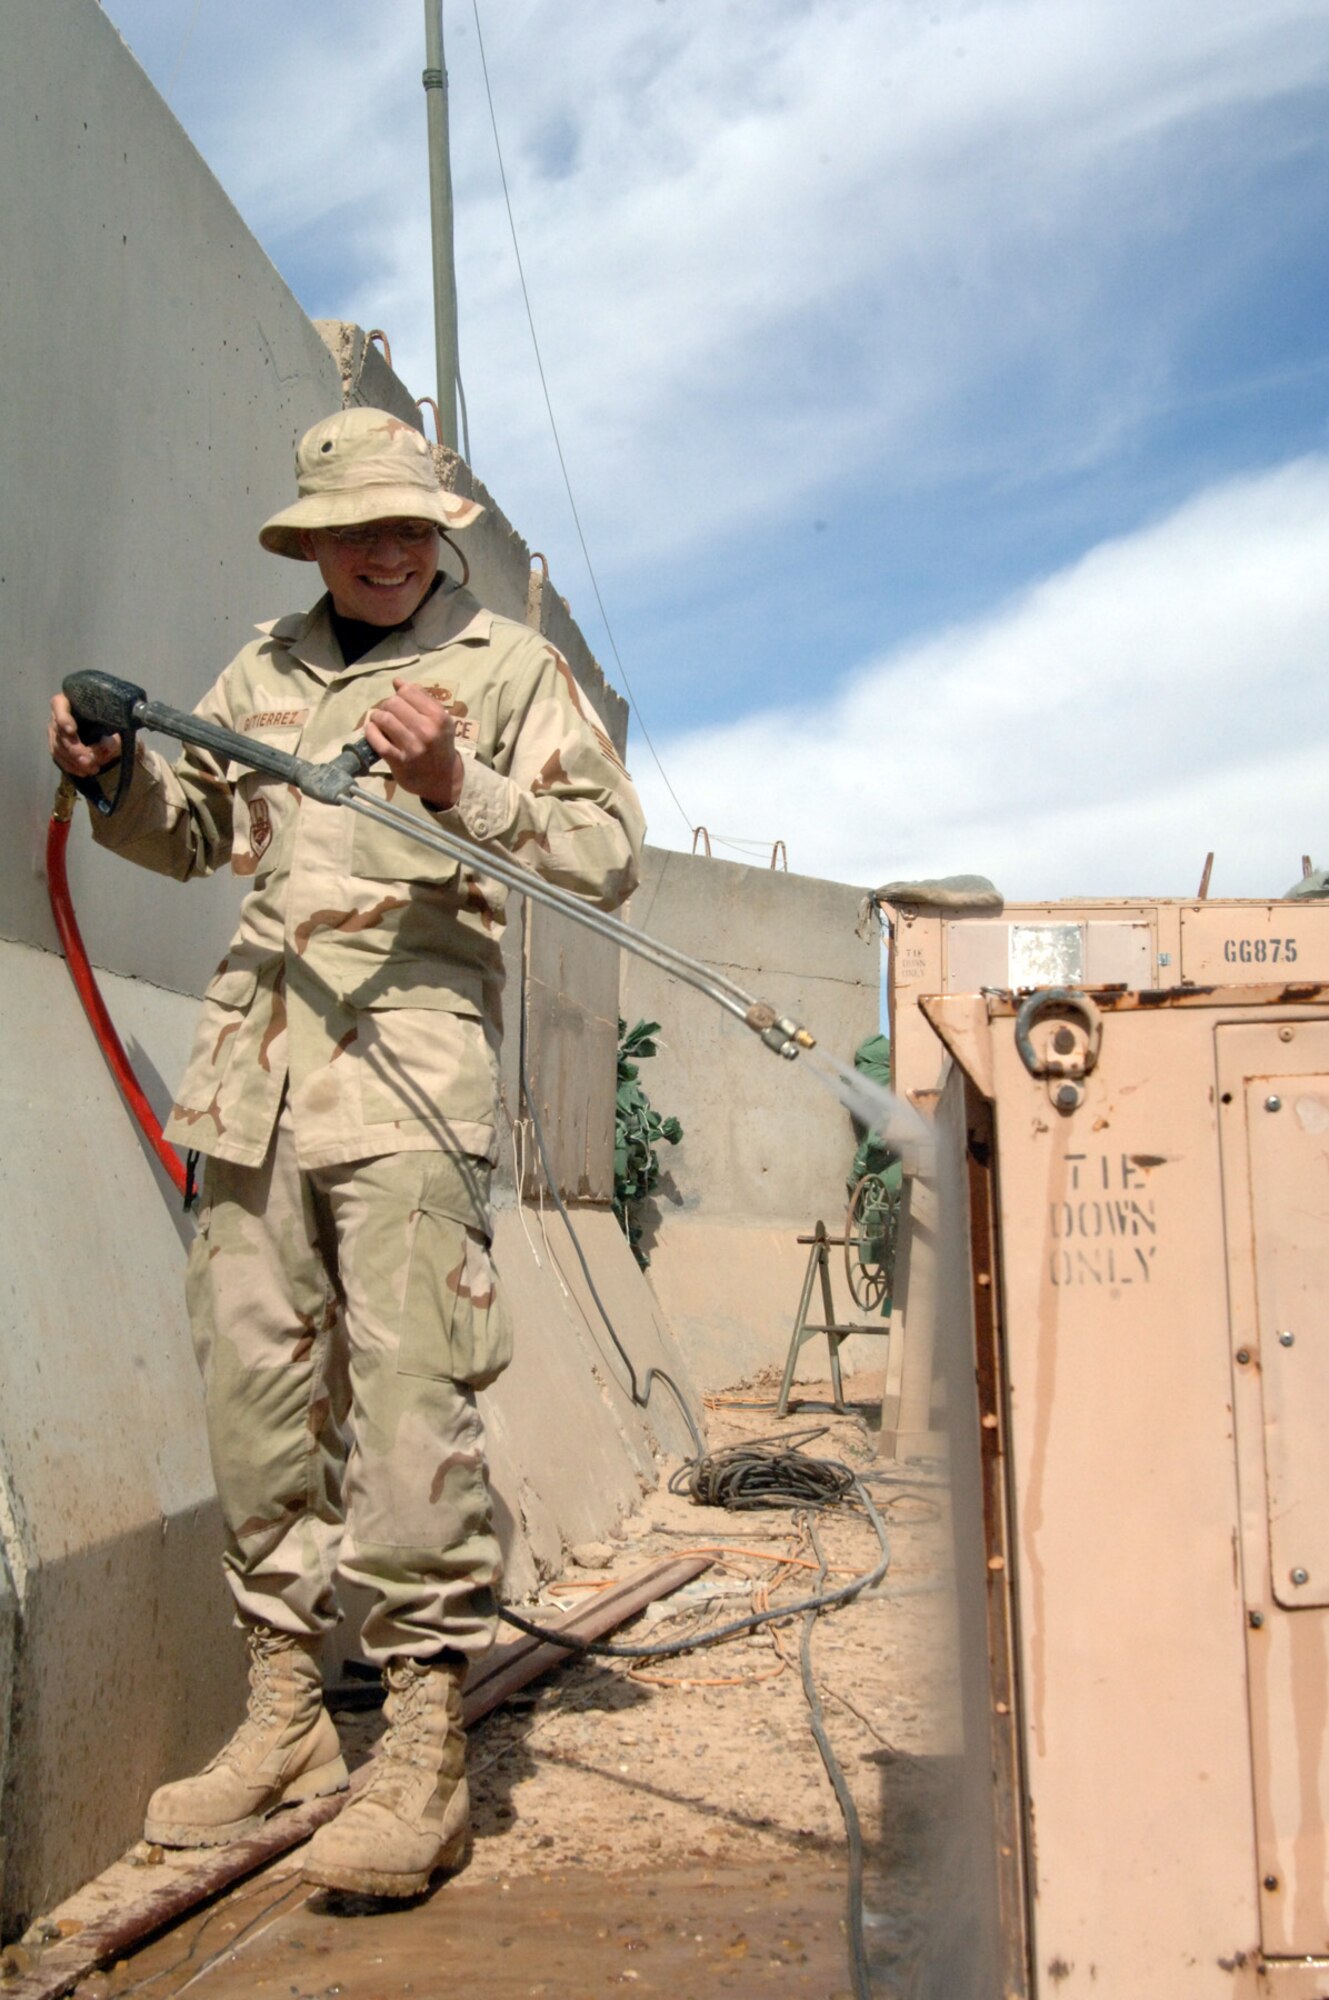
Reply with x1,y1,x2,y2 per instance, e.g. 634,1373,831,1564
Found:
48,407,644,1897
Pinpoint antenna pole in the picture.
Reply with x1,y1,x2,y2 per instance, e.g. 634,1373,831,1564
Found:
423,0,460,452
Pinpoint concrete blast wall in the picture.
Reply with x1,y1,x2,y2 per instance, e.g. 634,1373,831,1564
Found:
622,847,881,1390
0,0,694,1937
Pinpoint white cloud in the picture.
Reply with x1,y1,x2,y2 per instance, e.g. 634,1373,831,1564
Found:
632,456,1329,900
109,0,1329,591
435,0,1329,570
97,0,1329,872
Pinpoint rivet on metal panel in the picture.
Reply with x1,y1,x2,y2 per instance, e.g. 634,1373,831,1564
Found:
1248,1611,1264,1628
1291,1567,1310,1587
1052,1026,1076,1054
1264,1875,1280,1892
1279,1026,1295,1042
1278,1330,1295,1347
1235,1348,1251,1365
1053,1081,1082,1114
1265,1095,1283,1112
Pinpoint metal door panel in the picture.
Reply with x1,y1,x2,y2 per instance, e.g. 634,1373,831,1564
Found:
1218,1021,1329,1960
1245,1075,1329,1609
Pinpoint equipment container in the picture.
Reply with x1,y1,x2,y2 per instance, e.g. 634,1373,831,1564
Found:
920,979,1329,1998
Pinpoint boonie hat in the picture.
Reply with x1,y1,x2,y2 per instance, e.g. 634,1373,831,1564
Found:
260,406,484,559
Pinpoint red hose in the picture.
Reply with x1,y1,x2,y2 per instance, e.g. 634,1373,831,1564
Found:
46,787,189,1199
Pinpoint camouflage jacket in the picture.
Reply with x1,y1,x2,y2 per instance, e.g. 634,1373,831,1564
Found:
90,582,644,1170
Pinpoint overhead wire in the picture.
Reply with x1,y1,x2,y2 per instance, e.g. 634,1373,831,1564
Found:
469,0,695,841
162,0,206,102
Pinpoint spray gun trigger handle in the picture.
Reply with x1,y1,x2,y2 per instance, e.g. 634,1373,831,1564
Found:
62,673,145,819
68,725,138,818
63,671,147,737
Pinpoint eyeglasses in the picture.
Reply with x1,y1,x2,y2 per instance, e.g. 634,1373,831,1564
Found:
323,520,438,548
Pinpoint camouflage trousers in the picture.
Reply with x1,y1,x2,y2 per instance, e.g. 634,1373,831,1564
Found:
184,1096,512,1663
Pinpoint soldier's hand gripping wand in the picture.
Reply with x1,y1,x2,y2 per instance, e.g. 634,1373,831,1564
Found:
63,670,930,1162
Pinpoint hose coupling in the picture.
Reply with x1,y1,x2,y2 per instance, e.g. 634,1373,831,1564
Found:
745,1001,817,1061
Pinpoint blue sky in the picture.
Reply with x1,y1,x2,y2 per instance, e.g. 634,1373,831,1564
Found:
102,0,1329,897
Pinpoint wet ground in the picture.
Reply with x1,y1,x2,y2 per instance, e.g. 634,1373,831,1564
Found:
27,1373,960,2000
70,1859,861,1999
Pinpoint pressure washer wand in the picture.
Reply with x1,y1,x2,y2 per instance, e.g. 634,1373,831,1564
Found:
62,671,816,1061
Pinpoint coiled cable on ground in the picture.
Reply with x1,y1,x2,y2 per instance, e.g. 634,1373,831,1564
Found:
670,1429,855,1511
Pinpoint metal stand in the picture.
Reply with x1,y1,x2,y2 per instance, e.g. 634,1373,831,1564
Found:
777,1220,891,1416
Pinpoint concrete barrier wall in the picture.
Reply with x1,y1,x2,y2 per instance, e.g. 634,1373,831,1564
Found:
0,943,241,1936
2,0,343,994
0,0,689,1936
621,846,882,1390
0,1543,17,1930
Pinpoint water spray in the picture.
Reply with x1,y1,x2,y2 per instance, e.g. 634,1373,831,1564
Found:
62,671,932,1167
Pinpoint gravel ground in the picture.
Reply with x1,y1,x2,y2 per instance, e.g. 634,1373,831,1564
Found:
27,1367,963,2000
443,1367,964,1992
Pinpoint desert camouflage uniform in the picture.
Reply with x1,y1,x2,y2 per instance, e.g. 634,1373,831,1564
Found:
90,579,643,1659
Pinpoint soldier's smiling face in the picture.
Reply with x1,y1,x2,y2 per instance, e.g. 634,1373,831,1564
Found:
300,519,440,625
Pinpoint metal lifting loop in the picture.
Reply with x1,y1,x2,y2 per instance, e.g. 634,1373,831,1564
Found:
1014,987,1103,1080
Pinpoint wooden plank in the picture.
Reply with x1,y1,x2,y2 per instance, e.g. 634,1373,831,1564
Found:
464,1556,711,1718
1,1556,711,2000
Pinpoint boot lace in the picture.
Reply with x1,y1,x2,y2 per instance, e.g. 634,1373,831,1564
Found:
213,1628,289,1768
381,1663,435,1770
360,1662,461,1814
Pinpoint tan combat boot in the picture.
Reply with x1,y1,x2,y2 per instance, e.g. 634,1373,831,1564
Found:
144,1626,348,1846
301,1657,468,1897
